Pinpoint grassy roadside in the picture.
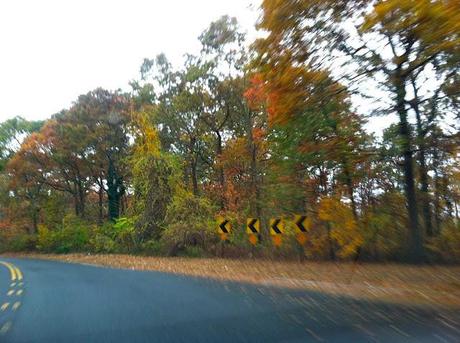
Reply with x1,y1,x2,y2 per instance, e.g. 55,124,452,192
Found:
3,252,460,309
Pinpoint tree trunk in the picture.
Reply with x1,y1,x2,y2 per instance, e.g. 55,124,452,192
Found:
413,98,433,237
216,131,225,210
343,160,358,220
433,156,442,234
107,158,121,221
31,207,39,235
98,183,104,225
74,193,83,217
190,157,199,196
246,112,261,219
417,140,433,236
326,222,336,260
395,76,423,262
77,181,85,218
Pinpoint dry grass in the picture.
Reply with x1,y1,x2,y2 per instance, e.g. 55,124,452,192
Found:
5,253,460,309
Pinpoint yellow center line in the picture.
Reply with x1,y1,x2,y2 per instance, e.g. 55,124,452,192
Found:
16,289,23,296
12,302,21,311
0,303,9,311
15,267,23,281
0,261,17,281
7,290,14,296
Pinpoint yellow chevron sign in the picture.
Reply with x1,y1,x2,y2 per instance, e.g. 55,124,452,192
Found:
217,217,232,241
294,215,309,233
217,217,232,234
269,218,285,235
246,218,260,234
294,215,309,245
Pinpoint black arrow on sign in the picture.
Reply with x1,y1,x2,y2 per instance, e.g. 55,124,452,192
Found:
219,220,229,233
271,219,282,234
296,216,307,232
248,219,258,233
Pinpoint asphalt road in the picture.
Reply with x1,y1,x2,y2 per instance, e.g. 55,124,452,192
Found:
0,258,459,343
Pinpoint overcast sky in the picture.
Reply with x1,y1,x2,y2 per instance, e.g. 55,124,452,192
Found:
0,0,260,122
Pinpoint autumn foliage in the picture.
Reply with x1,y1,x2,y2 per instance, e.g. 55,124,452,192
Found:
1,7,459,262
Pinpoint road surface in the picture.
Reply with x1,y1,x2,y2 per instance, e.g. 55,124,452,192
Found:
0,257,459,342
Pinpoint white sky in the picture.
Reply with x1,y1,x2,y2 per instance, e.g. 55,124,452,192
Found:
0,0,260,122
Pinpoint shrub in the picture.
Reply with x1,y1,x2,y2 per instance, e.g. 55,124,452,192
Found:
37,215,90,253
140,240,164,256
37,225,57,252
312,197,363,259
161,191,217,255
177,246,206,258
427,221,460,263
7,233,37,252
113,217,139,253
360,192,408,261
89,233,118,253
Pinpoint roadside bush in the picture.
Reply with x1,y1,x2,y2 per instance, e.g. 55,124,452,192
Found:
0,231,37,252
37,225,56,252
307,197,363,259
140,239,164,256
89,233,118,253
360,192,408,261
161,191,217,256
87,218,142,254
37,215,90,253
8,233,37,252
177,246,206,258
427,220,460,263
113,217,139,253
88,222,118,253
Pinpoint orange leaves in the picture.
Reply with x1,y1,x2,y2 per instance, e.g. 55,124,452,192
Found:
252,127,265,141
244,74,267,110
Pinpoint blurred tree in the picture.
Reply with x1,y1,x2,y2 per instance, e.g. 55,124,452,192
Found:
256,0,460,262
0,116,43,171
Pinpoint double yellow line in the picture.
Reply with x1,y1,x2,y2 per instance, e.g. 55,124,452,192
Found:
0,261,23,282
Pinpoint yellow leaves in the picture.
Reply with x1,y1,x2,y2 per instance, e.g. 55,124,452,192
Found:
130,107,160,157
318,197,363,258
362,0,460,55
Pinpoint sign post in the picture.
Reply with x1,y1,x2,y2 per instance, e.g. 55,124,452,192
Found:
269,218,285,247
246,218,260,246
294,215,309,262
217,217,232,257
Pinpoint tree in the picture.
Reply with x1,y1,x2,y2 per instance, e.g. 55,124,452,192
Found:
128,106,176,240
198,16,248,209
6,136,47,233
69,88,131,221
0,116,43,171
256,0,460,262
